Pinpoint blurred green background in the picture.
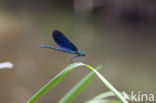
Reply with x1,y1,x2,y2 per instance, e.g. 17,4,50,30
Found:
0,0,156,103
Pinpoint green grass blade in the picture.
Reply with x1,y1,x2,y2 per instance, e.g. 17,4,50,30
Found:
27,62,85,103
87,99,121,103
92,91,115,100
89,91,142,103
27,62,128,103
58,66,102,103
84,65,128,103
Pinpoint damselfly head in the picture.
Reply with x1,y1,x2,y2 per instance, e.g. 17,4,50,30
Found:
77,50,86,57
80,52,86,57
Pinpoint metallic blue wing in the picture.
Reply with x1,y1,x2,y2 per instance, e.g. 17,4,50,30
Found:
52,30,78,51
40,45,76,54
